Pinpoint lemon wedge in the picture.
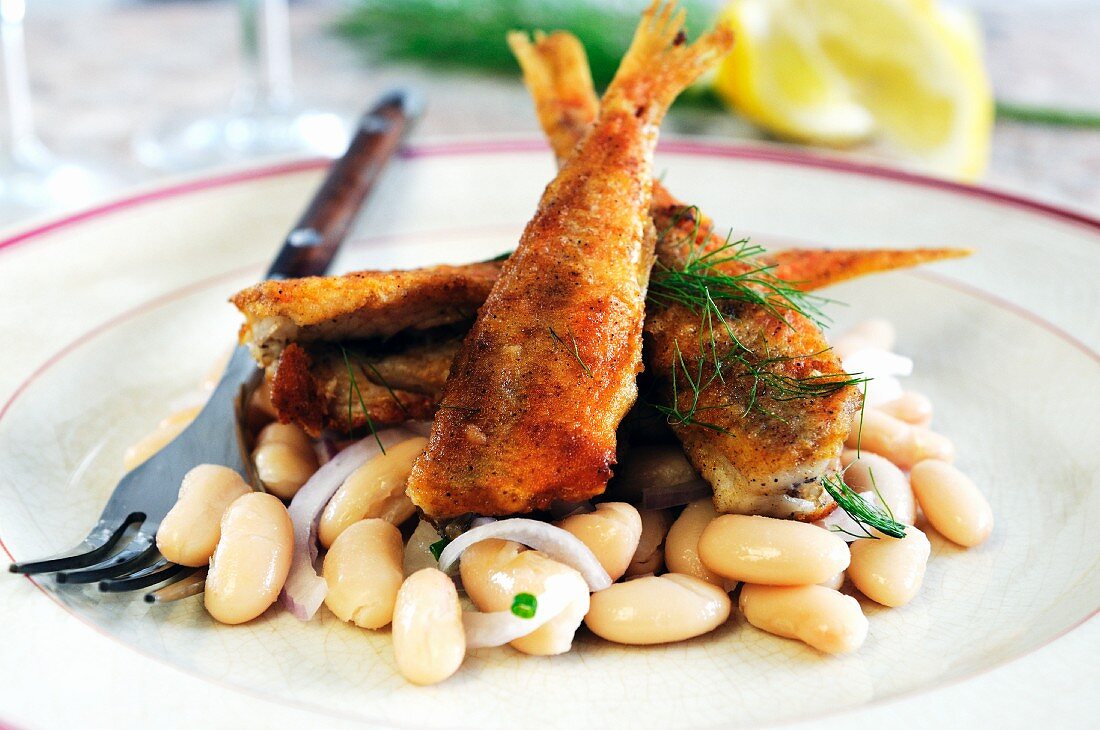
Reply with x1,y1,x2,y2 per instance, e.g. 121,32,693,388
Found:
714,0,993,180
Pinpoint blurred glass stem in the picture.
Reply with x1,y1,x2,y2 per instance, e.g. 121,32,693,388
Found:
237,0,294,113
2,0,44,162
133,0,348,171
0,0,113,215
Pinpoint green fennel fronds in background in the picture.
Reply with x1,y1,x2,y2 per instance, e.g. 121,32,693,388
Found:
335,0,710,93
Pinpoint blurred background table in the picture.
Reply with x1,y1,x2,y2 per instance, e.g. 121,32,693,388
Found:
2,0,1097,228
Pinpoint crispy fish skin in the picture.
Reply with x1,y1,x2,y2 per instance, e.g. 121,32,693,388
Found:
230,262,501,366
510,30,599,167
765,247,972,290
405,4,734,518
270,342,445,436
644,301,860,519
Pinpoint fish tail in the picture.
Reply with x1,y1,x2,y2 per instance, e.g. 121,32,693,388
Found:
767,247,974,291
605,1,734,120
507,30,598,163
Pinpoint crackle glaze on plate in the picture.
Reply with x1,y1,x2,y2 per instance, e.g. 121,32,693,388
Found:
0,139,1097,729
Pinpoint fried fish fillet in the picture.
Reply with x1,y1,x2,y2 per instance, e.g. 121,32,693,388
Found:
511,28,968,519
269,338,460,436
230,261,500,367
404,3,734,518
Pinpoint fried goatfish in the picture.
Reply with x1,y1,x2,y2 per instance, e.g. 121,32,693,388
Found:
404,3,734,518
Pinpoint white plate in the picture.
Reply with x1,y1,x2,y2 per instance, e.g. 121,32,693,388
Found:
0,139,1097,729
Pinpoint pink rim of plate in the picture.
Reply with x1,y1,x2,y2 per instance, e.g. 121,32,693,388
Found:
0,138,1097,728
1,138,1099,257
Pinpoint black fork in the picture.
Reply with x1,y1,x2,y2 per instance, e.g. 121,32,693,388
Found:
8,89,421,596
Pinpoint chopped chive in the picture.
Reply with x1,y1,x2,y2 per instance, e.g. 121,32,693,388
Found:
511,592,538,619
429,537,450,562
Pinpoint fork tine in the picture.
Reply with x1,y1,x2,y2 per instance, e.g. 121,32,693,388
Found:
8,518,135,575
98,559,190,593
55,531,158,584
144,568,207,604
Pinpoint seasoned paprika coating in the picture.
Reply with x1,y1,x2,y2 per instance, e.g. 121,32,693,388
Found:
231,261,500,366
405,3,735,518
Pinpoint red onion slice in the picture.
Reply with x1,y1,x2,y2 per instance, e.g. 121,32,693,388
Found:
437,518,612,592
281,428,420,620
462,577,575,649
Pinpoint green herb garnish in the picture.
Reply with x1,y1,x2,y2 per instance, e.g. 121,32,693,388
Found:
511,592,538,619
648,206,831,328
646,206,866,428
429,537,450,562
340,345,386,454
358,359,409,418
549,326,593,378
821,472,907,540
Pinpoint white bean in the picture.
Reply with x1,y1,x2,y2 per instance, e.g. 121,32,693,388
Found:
831,318,895,360
585,573,731,645
556,502,642,581
318,436,426,548
846,409,954,469
910,460,993,547
323,519,404,628
699,515,849,586
123,405,200,471
459,539,589,656
392,568,466,686
156,464,251,567
252,422,318,500
739,583,868,654
841,452,916,525
848,527,930,607
625,508,673,576
875,391,933,427
818,571,845,591
204,492,293,625
247,369,279,422
665,499,727,588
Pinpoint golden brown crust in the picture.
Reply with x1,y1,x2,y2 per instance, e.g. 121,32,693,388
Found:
230,262,501,366
767,248,972,291
270,342,438,437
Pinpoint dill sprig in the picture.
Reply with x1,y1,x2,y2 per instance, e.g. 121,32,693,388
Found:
821,472,907,539
358,359,410,418
648,206,832,328
340,345,386,454
824,381,906,540
647,208,866,427
549,326,593,378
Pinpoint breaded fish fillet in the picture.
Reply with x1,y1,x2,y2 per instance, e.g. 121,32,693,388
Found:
231,261,500,367
270,338,459,436
405,3,734,518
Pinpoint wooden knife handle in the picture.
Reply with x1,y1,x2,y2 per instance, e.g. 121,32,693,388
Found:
265,88,422,280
